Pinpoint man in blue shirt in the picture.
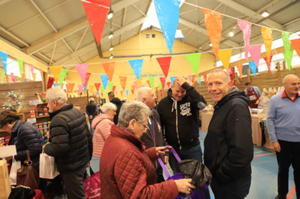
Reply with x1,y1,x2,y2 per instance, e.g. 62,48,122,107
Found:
267,74,300,199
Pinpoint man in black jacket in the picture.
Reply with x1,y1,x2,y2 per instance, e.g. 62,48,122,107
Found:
44,87,92,199
108,91,123,124
157,77,206,163
204,69,253,199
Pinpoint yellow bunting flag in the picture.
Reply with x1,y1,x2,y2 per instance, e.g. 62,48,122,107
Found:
218,49,232,69
261,26,273,64
49,66,62,83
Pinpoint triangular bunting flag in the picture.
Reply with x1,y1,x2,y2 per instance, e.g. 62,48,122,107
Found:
81,0,110,46
263,56,273,72
50,66,62,83
249,45,262,67
129,59,144,80
83,72,91,87
75,64,89,84
170,76,176,84
148,77,155,88
94,82,101,92
202,8,222,57
291,38,300,57
119,76,127,90
237,19,252,58
103,62,115,81
0,51,8,74
47,77,55,89
17,59,24,75
218,49,232,69
66,83,75,93
160,77,166,89
282,32,293,70
185,53,202,74
125,90,129,96
154,0,180,53
100,74,109,90
261,26,273,65
249,61,257,75
157,56,172,77
58,68,68,86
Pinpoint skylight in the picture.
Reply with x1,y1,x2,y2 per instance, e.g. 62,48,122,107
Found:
141,0,185,32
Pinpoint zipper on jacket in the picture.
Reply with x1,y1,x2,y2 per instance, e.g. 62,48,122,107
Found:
175,101,182,151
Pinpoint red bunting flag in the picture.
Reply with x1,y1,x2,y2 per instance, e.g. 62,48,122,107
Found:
83,72,91,87
291,38,300,57
47,77,55,89
81,0,110,46
263,56,273,72
119,76,127,90
94,82,101,92
160,77,166,89
157,57,172,77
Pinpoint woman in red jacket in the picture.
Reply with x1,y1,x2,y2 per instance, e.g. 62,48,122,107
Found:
100,101,194,199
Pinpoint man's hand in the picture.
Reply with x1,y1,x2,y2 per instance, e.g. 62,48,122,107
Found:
175,77,186,87
272,141,281,152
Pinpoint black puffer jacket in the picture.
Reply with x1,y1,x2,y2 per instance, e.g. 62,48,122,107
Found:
204,91,253,184
44,104,91,172
157,82,206,150
9,120,43,169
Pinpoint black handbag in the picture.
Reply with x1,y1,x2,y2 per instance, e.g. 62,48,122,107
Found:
178,159,212,189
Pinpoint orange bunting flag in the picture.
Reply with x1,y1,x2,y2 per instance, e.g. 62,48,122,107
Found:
157,56,172,77
131,85,135,94
50,66,62,83
237,65,243,77
119,76,127,90
291,38,300,57
217,49,232,69
202,8,222,57
103,62,115,81
66,83,75,93
261,26,273,64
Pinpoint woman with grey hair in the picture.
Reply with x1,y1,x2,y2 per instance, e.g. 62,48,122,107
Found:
100,101,195,198
91,102,117,171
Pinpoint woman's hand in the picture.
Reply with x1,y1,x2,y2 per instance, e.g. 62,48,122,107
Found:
155,146,172,156
174,178,195,194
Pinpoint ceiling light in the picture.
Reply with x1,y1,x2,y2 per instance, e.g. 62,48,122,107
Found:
109,47,113,51
107,11,113,20
109,55,113,59
108,33,113,39
228,31,235,37
209,43,212,47
261,11,270,18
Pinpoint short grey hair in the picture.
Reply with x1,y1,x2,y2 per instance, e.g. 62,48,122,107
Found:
118,101,151,128
136,87,153,101
101,102,117,113
207,68,230,83
282,74,299,85
46,87,68,104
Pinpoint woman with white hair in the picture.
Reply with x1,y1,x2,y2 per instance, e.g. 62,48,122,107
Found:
101,101,195,198
91,102,117,170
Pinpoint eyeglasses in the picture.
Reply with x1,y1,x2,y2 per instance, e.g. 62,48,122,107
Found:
138,122,148,130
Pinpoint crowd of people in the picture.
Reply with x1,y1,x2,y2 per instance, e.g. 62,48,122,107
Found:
1,70,300,199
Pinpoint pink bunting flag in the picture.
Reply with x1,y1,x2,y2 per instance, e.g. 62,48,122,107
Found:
249,45,262,67
237,19,252,58
10,73,16,82
75,64,89,85
78,84,83,94
83,72,91,88
157,56,172,77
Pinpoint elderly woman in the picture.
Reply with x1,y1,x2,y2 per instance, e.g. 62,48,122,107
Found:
91,102,116,171
0,111,43,169
101,101,194,199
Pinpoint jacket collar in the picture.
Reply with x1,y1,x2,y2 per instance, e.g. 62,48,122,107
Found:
49,104,73,119
281,90,300,102
111,125,144,151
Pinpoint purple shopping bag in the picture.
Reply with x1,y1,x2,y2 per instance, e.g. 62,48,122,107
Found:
158,148,208,199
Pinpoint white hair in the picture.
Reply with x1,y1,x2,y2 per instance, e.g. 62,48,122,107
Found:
282,74,299,85
136,87,153,101
46,87,68,104
207,68,230,83
118,101,151,128
101,102,117,113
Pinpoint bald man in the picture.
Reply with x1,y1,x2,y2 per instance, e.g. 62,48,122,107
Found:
204,69,253,199
267,74,300,199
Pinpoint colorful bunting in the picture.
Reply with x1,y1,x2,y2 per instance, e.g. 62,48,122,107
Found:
17,59,24,75
100,74,109,90
66,83,75,93
291,38,300,57
75,64,88,84
58,68,68,86
218,49,232,69
170,76,176,84
154,0,180,53
237,19,252,58
94,82,101,92
248,61,257,75
125,90,129,96
0,51,8,74
148,77,155,88
103,62,115,81
83,72,91,87
50,66,62,83
160,77,166,89
167,81,171,89
185,53,202,74
157,56,172,77
261,26,273,65
78,84,83,94
47,77,55,89
10,73,16,82
282,32,293,70
249,45,262,67
263,56,273,72
119,76,127,90
202,8,222,57
129,59,144,80
81,0,110,46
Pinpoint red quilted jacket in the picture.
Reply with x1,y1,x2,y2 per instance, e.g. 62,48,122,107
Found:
100,125,178,199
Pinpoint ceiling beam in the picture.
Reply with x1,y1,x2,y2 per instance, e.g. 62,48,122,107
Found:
111,0,141,12
216,0,284,30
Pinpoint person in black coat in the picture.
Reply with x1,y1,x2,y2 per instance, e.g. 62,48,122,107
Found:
204,69,253,199
108,91,123,124
44,87,92,199
85,97,98,120
0,111,43,169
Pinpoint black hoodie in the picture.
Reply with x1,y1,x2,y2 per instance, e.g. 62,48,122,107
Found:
157,82,206,150
204,90,253,184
